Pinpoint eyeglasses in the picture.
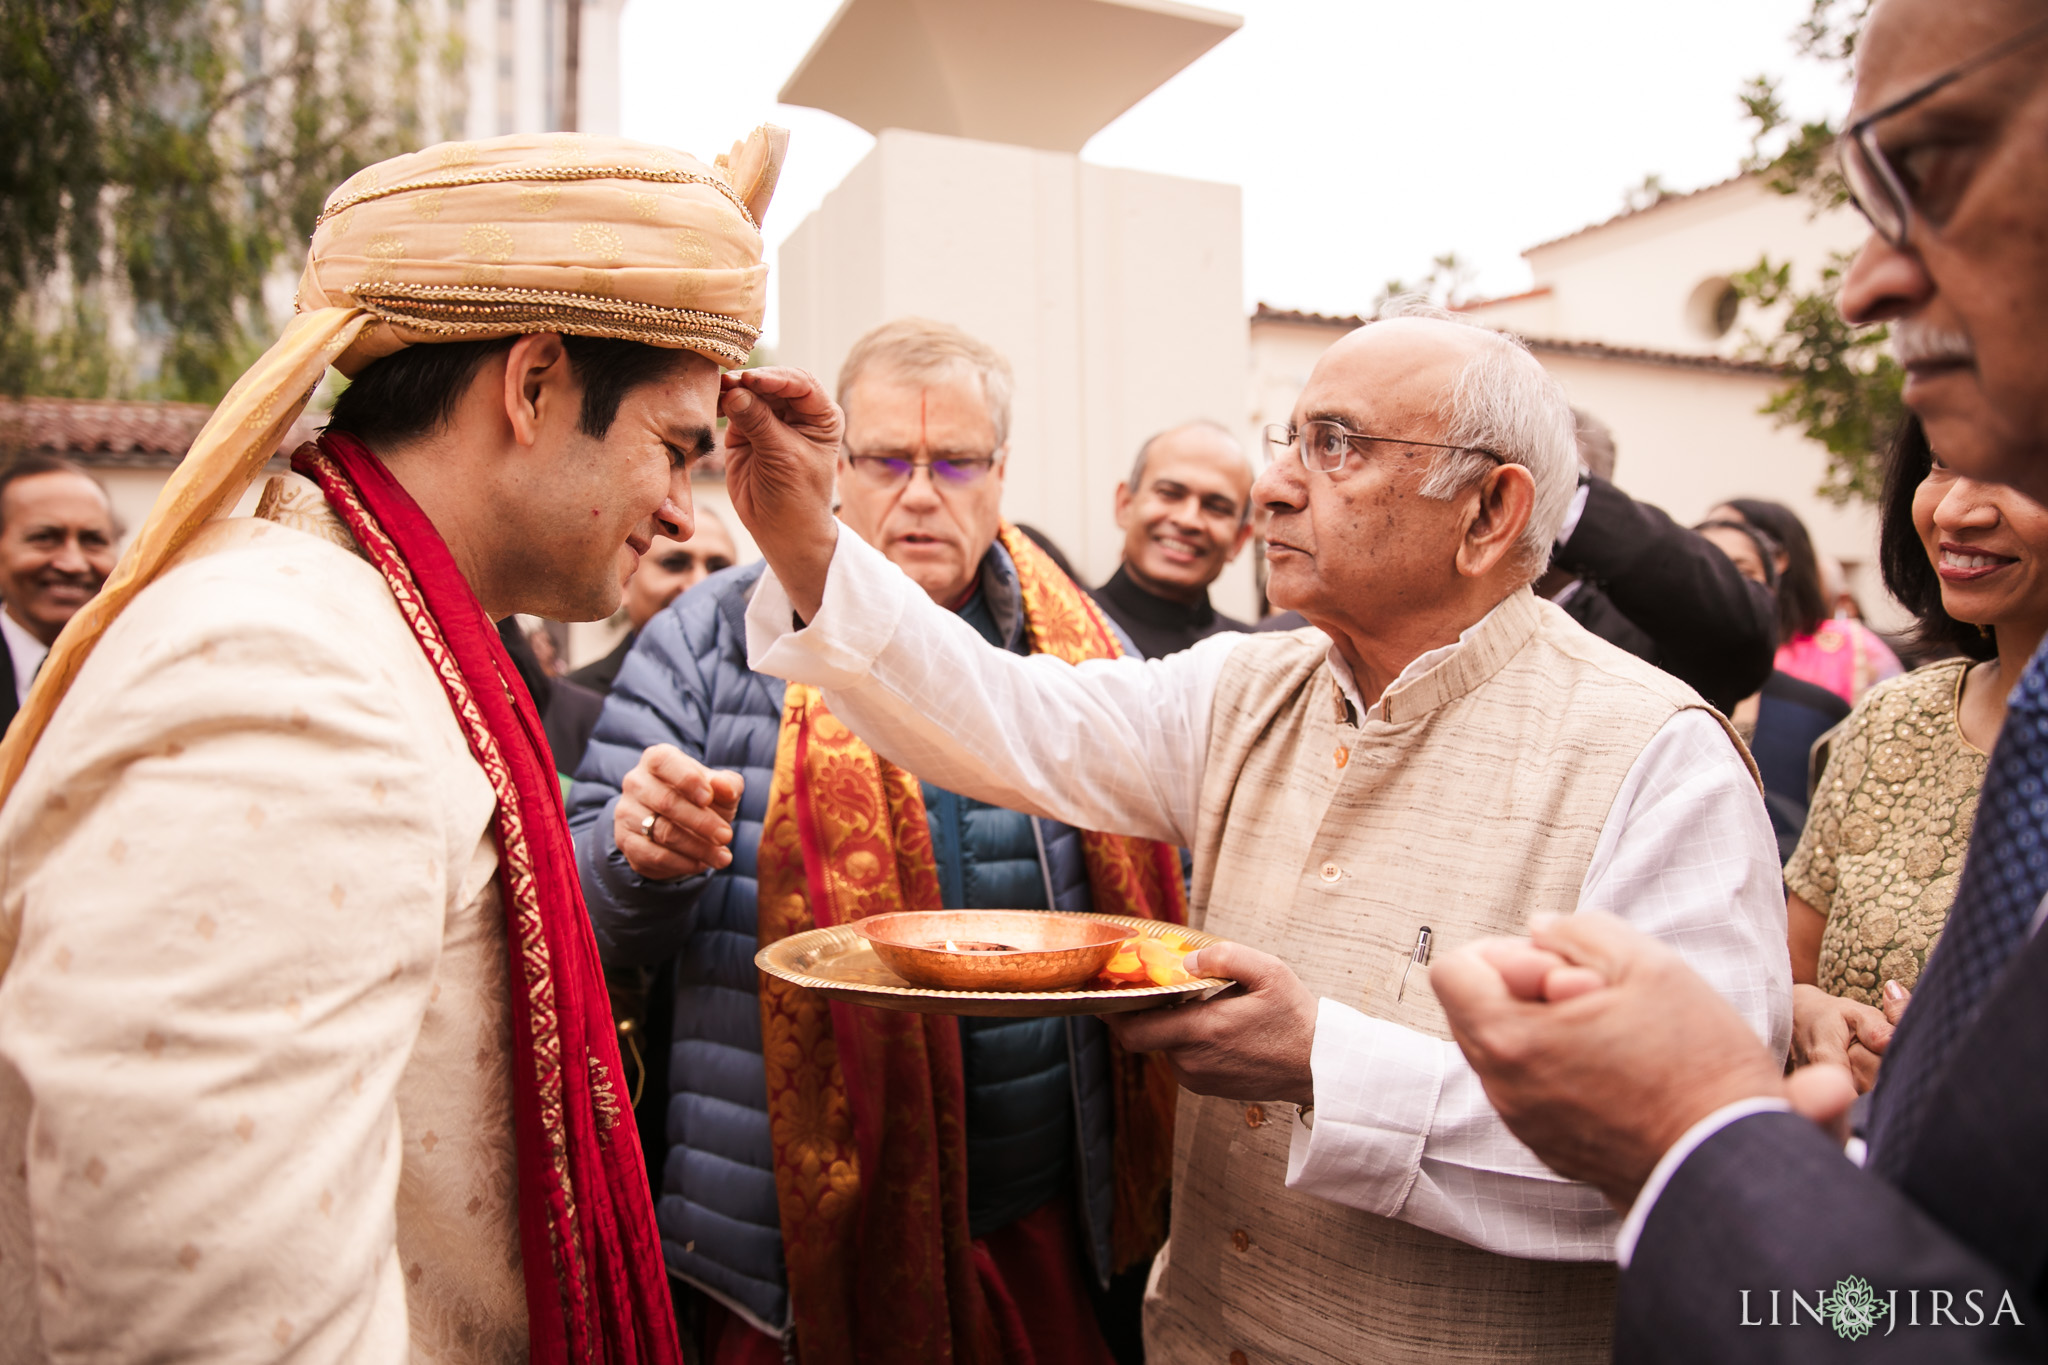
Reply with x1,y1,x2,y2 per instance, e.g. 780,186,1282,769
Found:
844,452,1001,488
1839,14,2048,248
1261,420,1503,475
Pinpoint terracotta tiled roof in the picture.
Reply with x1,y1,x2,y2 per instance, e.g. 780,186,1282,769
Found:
1454,285,1554,312
1517,335,1777,375
1252,303,1365,329
0,397,319,468
1250,305,1777,376
1522,172,1752,255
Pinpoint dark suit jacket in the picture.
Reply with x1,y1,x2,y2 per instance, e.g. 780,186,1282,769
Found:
0,627,17,738
495,619,605,776
1619,922,2048,1361
1552,476,1779,714
566,632,633,696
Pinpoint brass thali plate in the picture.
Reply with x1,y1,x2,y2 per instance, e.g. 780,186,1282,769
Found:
755,912,1234,1018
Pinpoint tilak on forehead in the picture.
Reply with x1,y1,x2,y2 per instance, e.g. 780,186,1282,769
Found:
0,126,787,803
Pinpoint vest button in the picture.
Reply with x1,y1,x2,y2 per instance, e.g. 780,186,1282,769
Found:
1231,1229,1251,1254
1333,745,1349,768
1319,862,1341,883
1244,1104,1265,1128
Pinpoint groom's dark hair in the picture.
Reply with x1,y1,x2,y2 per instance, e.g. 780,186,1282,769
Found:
325,334,691,449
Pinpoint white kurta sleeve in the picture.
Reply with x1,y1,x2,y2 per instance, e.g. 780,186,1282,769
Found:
0,568,455,1360
746,522,1242,846
1284,708,1789,1260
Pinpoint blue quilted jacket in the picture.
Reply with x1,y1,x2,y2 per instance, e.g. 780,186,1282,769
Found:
568,546,1123,1336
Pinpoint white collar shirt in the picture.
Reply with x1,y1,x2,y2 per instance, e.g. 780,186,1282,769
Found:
0,607,49,708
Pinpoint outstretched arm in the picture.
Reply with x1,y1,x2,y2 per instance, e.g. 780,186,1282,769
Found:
746,523,1236,845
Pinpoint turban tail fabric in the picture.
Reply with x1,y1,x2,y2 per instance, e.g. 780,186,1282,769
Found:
756,525,1188,1365
0,128,790,1363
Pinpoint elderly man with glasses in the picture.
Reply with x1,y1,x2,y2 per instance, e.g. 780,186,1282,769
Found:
1424,2,2048,1361
567,316,1186,1365
710,298,1789,1364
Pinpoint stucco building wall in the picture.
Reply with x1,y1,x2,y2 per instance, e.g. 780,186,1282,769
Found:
778,128,1259,620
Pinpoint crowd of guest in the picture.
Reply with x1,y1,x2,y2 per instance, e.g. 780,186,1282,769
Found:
4,3,2045,1349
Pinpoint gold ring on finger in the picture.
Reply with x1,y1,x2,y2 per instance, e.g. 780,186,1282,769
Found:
640,813,658,838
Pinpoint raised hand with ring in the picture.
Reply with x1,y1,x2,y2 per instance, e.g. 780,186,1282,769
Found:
615,743,745,882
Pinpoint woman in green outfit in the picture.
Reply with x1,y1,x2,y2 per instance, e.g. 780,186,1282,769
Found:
1787,417,2048,1091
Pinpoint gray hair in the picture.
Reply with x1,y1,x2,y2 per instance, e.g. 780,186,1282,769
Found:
1373,295,1579,583
1126,419,1254,526
837,316,1016,451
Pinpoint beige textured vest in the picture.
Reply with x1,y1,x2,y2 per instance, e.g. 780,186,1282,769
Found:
1144,588,1748,1365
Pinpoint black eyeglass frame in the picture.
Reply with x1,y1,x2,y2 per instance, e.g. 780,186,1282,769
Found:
1262,420,1505,475
1839,14,2048,248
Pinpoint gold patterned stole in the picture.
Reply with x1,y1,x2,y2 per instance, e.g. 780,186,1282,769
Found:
756,525,1186,1364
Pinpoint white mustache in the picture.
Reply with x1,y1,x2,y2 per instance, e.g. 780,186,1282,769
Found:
1891,320,1975,367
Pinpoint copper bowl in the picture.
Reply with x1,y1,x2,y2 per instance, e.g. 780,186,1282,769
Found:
852,910,1132,992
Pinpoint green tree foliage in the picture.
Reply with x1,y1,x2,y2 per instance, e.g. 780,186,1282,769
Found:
1731,0,1898,504
1731,255,1903,503
0,0,462,402
1622,173,1674,214
1373,252,1477,313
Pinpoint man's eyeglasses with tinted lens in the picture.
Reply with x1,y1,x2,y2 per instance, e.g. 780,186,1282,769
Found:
1262,420,1503,475
1839,14,2048,248
845,453,1001,488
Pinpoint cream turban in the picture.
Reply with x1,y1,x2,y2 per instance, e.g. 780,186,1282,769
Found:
0,126,788,804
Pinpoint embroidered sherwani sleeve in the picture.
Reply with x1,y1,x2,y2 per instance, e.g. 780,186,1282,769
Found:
1285,709,1789,1260
746,521,1239,846
0,574,449,1361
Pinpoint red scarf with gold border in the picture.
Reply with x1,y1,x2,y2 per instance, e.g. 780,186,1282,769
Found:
294,434,678,1365
756,524,1186,1365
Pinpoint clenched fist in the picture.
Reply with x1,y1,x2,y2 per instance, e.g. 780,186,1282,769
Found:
614,743,744,881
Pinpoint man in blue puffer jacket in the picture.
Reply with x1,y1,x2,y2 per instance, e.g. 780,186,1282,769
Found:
569,319,1151,1364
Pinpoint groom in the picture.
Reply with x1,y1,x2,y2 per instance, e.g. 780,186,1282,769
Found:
0,129,784,1361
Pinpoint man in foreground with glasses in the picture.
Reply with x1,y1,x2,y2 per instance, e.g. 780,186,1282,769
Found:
567,317,1182,1363
718,297,1787,1363
1428,1,2048,1359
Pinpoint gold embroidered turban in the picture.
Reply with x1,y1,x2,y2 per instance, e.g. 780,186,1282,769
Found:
0,126,788,802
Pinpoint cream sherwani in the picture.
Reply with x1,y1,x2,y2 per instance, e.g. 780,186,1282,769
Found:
0,474,527,1362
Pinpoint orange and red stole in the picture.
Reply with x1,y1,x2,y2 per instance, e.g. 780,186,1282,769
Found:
756,525,1186,1365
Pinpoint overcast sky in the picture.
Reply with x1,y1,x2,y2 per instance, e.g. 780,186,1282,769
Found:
619,0,1849,345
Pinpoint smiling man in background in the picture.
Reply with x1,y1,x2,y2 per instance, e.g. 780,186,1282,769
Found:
0,456,118,735
1089,421,1256,658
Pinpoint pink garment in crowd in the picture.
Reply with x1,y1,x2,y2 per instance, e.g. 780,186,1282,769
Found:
1775,618,1904,706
